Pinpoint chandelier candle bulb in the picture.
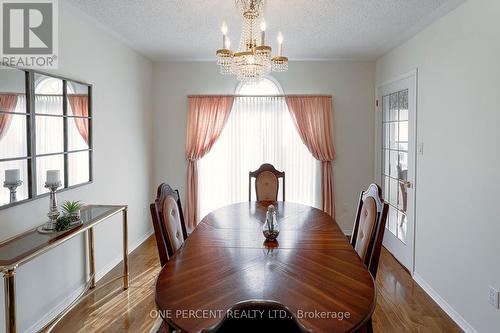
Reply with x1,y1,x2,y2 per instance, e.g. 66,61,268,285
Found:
221,21,228,48
277,32,284,56
221,21,228,35
260,19,266,45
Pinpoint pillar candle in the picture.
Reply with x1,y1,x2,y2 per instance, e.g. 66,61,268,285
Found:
46,170,60,185
5,169,20,184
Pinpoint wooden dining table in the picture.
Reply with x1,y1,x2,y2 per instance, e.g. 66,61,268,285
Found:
155,202,376,333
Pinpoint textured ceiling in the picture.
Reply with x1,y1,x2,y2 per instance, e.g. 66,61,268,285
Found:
62,0,464,61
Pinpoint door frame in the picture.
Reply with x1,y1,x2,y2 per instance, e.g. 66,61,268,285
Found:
375,69,418,275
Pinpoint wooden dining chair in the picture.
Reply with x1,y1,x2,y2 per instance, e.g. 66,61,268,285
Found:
150,183,188,266
201,300,314,333
249,163,285,202
350,183,388,333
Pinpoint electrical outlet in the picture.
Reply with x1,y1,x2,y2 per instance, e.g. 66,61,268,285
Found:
488,286,499,309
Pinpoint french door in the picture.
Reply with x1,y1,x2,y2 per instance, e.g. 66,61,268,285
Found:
377,72,417,273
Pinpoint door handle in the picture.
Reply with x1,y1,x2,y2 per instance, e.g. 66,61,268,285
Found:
403,181,412,189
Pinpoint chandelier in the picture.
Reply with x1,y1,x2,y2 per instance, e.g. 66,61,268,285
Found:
216,0,289,83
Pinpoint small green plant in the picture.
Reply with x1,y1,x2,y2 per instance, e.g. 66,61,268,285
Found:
61,200,82,215
61,200,83,224
55,216,71,231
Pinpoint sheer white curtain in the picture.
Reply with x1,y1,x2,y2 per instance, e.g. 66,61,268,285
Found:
198,94,320,220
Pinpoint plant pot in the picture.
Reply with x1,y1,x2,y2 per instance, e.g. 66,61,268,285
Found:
67,210,81,224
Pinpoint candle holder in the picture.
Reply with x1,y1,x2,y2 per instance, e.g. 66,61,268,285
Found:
3,180,23,203
43,182,62,231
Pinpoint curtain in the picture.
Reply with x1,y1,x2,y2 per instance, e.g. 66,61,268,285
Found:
185,96,234,230
68,95,89,144
198,97,320,220
286,96,336,217
0,94,18,140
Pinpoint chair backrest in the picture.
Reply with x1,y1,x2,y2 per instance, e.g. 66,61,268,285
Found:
201,300,314,333
249,163,285,202
350,183,389,278
150,183,188,266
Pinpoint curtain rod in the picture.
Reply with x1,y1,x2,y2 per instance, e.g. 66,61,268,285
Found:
187,94,333,98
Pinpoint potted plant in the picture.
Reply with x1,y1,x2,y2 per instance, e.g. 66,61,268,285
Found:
61,200,83,224
55,215,71,232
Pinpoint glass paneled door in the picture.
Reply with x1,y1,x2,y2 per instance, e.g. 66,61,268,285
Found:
378,72,416,273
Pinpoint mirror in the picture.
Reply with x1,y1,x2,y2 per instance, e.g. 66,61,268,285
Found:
0,66,92,209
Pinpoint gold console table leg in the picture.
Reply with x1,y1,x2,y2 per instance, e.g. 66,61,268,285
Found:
4,269,16,333
88,227,96,289
123,208,129,290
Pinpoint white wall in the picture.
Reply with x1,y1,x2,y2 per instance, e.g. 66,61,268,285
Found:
152,60,375,233
0,5,153,333
376,0,500,332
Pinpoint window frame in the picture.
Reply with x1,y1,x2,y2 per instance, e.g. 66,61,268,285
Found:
0,65,93,210
198,76,321,218
235,76,284,95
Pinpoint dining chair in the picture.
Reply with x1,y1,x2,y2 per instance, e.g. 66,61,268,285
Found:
249,163,285,202
150,183,188,266
350,183,388,333
201,300,314,333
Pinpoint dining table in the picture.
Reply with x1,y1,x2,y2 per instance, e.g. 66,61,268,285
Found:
155,201,376,333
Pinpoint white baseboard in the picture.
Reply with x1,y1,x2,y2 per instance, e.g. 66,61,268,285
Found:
25,284,86,333
25,229,154,333
413,272,478,333
342,229,351,237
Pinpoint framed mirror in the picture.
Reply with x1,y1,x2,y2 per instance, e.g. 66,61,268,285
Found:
0,65,92,209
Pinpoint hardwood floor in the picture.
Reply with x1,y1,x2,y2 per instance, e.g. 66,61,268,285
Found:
49,236,161,333
51,236,462,333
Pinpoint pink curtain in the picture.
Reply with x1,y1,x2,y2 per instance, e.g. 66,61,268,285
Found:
68,95,89,145
286,96,336,217
0,94,18,140
185,96,234,230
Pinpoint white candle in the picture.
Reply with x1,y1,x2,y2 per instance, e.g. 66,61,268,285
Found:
5,169,20,184
46,170,60,185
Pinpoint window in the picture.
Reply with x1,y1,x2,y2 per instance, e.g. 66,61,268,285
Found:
0,67,92,208
198,78,320,220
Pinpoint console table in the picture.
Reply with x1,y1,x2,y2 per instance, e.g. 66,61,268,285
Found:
0,205,128,333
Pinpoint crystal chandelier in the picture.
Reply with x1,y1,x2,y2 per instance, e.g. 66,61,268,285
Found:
216,0,289,83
